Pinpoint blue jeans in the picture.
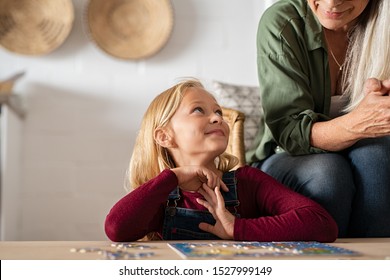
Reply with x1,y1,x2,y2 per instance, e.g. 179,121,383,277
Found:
252,136,390,237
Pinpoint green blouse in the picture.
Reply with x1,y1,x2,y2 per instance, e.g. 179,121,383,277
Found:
247,0,332,163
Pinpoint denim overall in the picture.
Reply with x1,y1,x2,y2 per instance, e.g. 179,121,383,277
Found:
162,171,240,240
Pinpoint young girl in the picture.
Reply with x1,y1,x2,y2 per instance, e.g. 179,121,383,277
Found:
105,79,338,242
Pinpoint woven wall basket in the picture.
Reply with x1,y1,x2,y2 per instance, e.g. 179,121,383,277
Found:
0,0,74,56
86,0,174,60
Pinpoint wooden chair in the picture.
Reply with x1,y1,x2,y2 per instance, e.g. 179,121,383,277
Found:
222,107,246,168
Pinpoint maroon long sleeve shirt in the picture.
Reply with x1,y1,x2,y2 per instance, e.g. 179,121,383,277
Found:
105,166,338,242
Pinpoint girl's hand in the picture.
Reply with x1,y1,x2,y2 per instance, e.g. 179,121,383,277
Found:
171,166,228,192
196,184,235,239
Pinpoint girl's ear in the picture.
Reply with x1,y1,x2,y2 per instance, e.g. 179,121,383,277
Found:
154,128,174,148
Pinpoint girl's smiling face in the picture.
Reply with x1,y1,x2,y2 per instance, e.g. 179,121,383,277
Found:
167,87,229,166
307,0,370,31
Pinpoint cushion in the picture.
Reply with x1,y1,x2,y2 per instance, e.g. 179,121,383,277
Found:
212,81,263,152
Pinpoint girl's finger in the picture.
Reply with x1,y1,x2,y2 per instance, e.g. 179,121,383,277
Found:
196,198,209,208
219,180,228,192
204,184,219,204
214,186,224,207
198,184,213,203
202,183,214,194
196,198,215,216
198,222,214,234
197,187,208,201
204,170,218,188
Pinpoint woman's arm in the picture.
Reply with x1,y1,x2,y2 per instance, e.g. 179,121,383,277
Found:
104,169,178,242
256,4,330,156
234,167,338,242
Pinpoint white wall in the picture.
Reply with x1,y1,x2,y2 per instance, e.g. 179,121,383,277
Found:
0,0,275,241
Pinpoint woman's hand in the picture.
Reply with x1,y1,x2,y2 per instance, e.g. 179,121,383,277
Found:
311,78,390,151
363,78,390,96
345,78,390,138
196,184,235,239
171,166,228,192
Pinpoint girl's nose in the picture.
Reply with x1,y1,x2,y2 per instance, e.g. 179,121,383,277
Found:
211,113,223,124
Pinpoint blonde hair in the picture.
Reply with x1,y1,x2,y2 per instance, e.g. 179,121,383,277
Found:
127,78,238,191
343,0,390,111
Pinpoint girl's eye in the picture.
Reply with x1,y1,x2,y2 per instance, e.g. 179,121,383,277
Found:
215,109,223,116
193,107,204,113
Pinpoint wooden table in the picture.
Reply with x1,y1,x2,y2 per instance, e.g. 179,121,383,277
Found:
1,238,390,260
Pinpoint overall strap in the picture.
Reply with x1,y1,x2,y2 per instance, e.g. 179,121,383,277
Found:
167,187,180,204
221,170,239,207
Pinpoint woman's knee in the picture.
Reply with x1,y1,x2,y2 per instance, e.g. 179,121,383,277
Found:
308,155,354,196
348,136,390,190
286,153,355,200
257,152,355,237
348,136,390,164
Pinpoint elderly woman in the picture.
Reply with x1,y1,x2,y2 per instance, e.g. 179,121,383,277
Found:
249,0,390,237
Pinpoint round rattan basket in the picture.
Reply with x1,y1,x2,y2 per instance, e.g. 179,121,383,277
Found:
86,0,174,60
0,0,74,55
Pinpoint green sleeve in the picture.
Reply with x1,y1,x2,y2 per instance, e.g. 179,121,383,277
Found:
256,4,329,156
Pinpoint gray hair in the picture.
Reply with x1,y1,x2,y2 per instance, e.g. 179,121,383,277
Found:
342,0,390,111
